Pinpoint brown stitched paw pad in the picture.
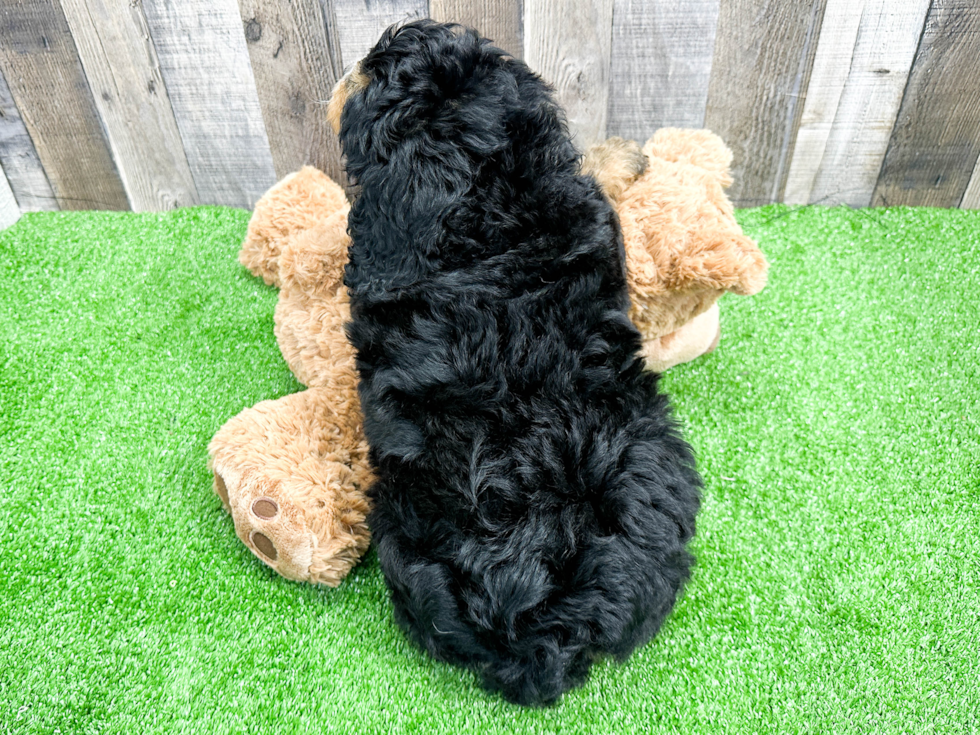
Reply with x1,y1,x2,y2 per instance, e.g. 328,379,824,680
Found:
251,497,279,519
250,531,278,561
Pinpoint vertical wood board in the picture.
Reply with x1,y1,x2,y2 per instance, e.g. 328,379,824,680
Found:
785,0,930,207
782,0,861,205
607,0,720,142
0,0,129,210
705,0,828,206
873,0,980,208
332,0,427,69
238,0,346,183
61,0,198,211
141,0,277,208
961,157,980,209
0,164,20,228
0,64,57,211
523,0,614,150
429,0,523,58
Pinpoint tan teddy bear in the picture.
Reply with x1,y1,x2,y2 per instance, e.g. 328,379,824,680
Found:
583,128,769,372
208,167,372,587
208,130,768,587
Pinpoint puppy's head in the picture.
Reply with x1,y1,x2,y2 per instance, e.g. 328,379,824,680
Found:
327,21,519,176
333,21,579,296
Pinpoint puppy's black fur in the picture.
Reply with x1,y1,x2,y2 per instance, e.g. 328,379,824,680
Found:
338,21,701,706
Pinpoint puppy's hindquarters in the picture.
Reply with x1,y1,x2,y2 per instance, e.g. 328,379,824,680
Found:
367,397,701,706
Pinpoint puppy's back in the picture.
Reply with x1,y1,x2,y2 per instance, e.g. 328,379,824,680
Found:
337,20,701,706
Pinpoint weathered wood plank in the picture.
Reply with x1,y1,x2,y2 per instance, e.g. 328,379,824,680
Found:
607,0,720,142
0,64,56,211
333,0,427,69
61,0,198,211
704,0,828,207
239,0,346,183
962,158,980,209
782,0,860,205
429,0,523,58
141,0,277,208
524,0,614,151
872,0,980,208
0,164,20,228
0,0,129,210
784,0,929,207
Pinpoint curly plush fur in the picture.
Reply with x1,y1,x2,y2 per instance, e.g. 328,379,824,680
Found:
333,21,701,706
209,168,372,587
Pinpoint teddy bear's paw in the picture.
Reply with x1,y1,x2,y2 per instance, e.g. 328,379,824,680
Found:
243,495,282,561
211,454,371,587
208,454,317,582
641,301,721,372
226,471,318,583
213,470,232,513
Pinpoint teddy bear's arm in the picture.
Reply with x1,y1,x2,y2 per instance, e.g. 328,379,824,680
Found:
239,167,349,288
208,387,372,587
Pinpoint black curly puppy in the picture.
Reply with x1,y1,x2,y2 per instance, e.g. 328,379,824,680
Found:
330,20,701,706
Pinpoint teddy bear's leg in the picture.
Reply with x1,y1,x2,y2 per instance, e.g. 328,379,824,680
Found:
208,387,372,587
239,167,349,288
580,137,648,203
641,302,721,373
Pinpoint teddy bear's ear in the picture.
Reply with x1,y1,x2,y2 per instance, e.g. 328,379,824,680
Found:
666,232,769,295
240,167,349,288
643,129,734,188
580,137,648,203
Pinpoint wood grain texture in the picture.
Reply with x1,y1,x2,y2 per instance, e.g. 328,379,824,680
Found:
429,0,523,58
141,0,277,208
0,164,20,228
872,1,980,208
523,0,614,150
0,64,56,211
962,157,980,209
239,0,346,183
61,0,198,211
333,0,427,69
0,0,129,210
784,0,929,207
705,0,828,207
607,0,720,142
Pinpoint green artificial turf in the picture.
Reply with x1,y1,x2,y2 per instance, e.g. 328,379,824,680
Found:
1,205,977,734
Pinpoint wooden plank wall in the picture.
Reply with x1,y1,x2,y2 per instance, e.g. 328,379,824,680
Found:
871,0,980,208
0,64,57,211
239,0,346,183
0,0,128,211
0,0,979,215
0,164,20,228
783,0,931,208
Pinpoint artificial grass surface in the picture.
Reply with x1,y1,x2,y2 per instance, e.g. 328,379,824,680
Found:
0,205,977,734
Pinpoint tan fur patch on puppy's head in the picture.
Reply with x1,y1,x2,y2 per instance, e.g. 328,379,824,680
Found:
328,64,370,134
